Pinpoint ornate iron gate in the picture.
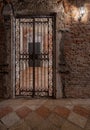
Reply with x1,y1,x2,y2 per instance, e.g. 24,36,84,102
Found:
15,14,56,98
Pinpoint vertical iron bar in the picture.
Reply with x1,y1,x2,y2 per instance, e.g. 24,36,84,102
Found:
44,23,47,94
45,23,46,93
25,23,26,92
39,21,41,95
26,23,27,92
51,17,53,97
36,22,37,93
43,23,45,91
46,23,48,96
42,22,44,92
28,23,30,92
23,23,25,93
15,18,16,96
45,23,47,94
20,24,23,93
41,20,43,93
37,23,41,94
27,23,29,92
31,22,33,93
22,23,26,93
31,22,33,94
32,18,35,97
20,22,22,93
21,24,24,93
19,19,21,95
44,23,46,91
48,18,49,96
37,21,39,93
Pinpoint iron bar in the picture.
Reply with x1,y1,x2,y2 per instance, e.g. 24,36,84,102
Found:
15,18,16,95
19,19,20,95
40,24,42,93
32,18,35,97
47,18,49,96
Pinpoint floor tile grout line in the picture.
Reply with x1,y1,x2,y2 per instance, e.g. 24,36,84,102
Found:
84,118,89,130
67,115,87,129
0,119,8,129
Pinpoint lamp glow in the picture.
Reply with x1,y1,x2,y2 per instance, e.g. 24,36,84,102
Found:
78,6,86,21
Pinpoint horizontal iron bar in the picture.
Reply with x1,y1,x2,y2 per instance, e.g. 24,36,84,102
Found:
0,71,8,74
20,89,48,92
19,58,49,60
0,64,8,66
20,53,49,55
20,21,49,24
15,13,56,18
15,95,53,98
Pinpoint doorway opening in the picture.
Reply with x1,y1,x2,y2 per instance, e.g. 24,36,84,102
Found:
14,14,56,98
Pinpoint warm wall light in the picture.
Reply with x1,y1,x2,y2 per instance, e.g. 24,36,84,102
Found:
74,0,86,22
78,6,86,21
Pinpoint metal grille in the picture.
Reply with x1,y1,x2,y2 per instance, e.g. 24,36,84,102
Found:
15,15,56,98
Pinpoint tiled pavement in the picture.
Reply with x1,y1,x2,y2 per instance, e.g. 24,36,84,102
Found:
0,99,90,130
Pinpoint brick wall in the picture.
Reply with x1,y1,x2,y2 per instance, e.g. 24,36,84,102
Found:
62,1,90,98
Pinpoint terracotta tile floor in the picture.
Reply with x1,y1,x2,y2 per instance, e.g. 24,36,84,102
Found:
0,99,90,130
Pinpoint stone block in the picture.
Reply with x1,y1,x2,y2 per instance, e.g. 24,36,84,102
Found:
1,112,21,128
68,112,87,128
54,106,70,118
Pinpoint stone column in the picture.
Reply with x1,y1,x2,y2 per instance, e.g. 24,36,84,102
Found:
58,28,70,98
